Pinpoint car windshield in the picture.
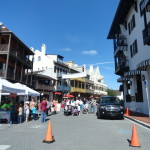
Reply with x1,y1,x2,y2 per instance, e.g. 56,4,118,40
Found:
101,97,119,104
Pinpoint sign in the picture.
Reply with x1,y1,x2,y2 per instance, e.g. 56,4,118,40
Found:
9,93,17,97
0,111,10,121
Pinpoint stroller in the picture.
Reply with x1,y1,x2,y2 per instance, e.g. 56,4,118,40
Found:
82,105,89,114
72,106,79,116
64,105,72,116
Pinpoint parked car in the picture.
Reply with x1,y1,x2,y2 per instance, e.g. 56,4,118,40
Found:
96,96,124,119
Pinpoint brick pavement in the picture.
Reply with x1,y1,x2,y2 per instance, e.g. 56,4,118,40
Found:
125,111,150,129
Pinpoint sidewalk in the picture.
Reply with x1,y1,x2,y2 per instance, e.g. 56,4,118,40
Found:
125,111,150,129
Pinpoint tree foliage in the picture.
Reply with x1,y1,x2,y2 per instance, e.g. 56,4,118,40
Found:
107,88,117,96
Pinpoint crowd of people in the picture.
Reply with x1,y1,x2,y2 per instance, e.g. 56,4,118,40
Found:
61,97,98,115
0,97,59,124
0,97,98,124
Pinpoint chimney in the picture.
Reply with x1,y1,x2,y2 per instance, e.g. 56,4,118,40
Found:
41,44,46,55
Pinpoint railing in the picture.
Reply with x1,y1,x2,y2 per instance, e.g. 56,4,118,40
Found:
34,82,55,91
114,37,127,55
10,47,17,55
0,44,9,52
17,51,24,60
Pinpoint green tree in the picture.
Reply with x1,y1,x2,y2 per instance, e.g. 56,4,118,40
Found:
107,89,117,96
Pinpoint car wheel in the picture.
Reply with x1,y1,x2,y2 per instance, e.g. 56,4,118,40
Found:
120,115,124,120
97,112,101,119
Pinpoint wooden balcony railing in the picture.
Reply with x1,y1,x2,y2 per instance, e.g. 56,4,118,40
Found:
0,44,9,52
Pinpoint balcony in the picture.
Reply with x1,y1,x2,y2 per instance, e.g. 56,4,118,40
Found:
143,24,150,45
0,44,9,52
115,62,129,75
34,82,55,91
57,72,65,77
15,74,21,82
10,47,17,55
114,38,127,56
140,0,150,12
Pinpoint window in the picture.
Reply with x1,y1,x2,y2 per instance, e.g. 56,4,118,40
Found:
130,40,138,57
128,15,136,34
38,56,41,61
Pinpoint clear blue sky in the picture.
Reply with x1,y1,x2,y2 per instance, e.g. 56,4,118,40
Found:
1,0,121,89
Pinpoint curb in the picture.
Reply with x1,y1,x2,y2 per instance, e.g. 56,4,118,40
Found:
125,115,150,129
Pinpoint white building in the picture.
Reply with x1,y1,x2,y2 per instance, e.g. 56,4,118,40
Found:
86,65,107,96
30,44,70,101
108,0,150,116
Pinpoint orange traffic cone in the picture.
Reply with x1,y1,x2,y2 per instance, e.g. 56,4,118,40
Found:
130,124,141,147
43,120,55,143
125,107,130,116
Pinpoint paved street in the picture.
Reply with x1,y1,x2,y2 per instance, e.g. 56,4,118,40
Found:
0,112,150,150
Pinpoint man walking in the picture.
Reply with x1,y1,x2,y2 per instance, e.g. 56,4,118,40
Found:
40,98,47,123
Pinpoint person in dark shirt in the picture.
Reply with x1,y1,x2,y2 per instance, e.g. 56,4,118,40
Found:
40,98,47,123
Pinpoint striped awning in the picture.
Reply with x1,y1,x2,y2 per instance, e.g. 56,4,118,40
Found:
124,70,141,78
117,76,130,82
136,59,150,71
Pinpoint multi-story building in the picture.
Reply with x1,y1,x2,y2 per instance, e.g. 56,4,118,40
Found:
0,25,34,86
107,0,150,116
87,65,107,96
65,62,107,98
31,44,70,101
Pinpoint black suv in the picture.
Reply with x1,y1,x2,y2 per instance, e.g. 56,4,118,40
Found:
96,96,124,119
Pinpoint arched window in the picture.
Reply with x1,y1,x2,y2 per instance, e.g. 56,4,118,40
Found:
38,56,41,61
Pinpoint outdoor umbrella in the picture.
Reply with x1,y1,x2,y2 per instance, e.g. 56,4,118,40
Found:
65,94,74,97
54,92,61,95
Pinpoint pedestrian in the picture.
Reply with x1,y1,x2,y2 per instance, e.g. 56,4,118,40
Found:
9,99,16,124
31,106,37,120
18,104,23,123
24,102,30,122
61,101,65,112
40,98,47,123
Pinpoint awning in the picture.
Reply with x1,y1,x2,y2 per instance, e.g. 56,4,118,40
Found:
0,78,25,95
14,83,40,96
136,59,150,71
124,70,141,78
117,77,130,82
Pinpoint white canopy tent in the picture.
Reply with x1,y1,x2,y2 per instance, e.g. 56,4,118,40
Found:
14,83,40,97
0,78,26,103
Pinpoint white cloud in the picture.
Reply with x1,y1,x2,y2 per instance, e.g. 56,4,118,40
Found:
88,61,114,66
82,50,97,55
61,47,72,51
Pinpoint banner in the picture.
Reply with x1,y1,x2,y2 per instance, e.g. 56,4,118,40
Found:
62,72,87,79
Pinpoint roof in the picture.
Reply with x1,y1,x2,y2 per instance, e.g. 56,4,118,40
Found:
0,31,34,55
107,0,135,39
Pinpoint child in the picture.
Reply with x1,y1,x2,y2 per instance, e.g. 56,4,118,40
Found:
32,106,37,120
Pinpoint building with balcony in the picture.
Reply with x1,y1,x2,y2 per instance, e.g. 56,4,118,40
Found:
86,65,107,96
65,62,107,98
0,25,34,86
31,44,70,101
107,0,150,116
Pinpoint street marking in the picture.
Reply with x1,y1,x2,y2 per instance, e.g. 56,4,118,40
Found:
118,129,131,134
0,145,11,150
30,125,40,128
